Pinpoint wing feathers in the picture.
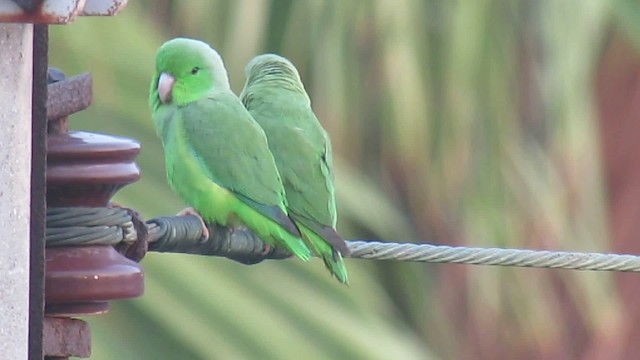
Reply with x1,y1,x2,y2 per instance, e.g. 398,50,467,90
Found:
291,212,350,256
236,193,301,237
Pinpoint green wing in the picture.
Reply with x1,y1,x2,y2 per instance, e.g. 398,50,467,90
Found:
250,100,348,255
261,110,334,218
179,92,299,235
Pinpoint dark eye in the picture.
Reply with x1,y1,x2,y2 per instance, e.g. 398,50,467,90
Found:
191,67,200,75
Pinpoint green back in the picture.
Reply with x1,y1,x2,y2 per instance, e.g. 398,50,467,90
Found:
241,86,337,228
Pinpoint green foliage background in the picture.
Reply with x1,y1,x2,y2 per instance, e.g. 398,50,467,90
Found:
49,1,640,359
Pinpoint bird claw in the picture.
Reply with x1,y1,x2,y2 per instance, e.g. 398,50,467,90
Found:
260,244,295,259
177,207,210,240
261,243,272,256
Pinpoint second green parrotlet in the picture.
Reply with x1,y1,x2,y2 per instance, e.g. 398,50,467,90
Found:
149,38,312,261
240,54,350,284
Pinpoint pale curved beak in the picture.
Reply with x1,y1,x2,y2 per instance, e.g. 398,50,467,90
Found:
158,72,176,104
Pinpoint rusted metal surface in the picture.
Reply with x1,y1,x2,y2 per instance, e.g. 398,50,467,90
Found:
29,24,47,360
43,317,91,358
47,71,92,132
114,206,149,262
0,0,127,23
45,245,144,316
0,0,84,24
81,0,127,16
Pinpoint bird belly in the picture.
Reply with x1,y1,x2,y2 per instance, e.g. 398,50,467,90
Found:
166,140,235,226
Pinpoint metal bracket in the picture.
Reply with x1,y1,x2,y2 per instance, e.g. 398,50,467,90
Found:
0,0,128,24
46,70,92,133
43,317,91,358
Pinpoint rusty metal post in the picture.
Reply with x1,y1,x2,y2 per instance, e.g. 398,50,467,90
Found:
43,70,144,359
0,22,34,360
30,23,48,360
0,2,133,358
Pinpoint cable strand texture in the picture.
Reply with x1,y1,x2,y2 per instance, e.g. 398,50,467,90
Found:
45,207,640,272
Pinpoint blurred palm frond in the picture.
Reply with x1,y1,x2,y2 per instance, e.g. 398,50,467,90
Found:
51,1,635,359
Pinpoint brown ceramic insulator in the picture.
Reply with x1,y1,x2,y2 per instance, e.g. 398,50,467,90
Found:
45,130,145,316
45,246,144,316
47,130,141,207
44,130,144,315
44,68,145,317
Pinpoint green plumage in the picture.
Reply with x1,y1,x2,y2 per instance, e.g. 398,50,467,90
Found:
149,38,311,261
240,54,350,284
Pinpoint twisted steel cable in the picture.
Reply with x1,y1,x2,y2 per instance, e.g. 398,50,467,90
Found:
347,240,640,271
45,207,640,272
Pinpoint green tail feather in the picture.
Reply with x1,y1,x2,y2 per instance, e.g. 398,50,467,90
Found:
271,226,312,261
320,250,348,285
298,224,349,284
234,203,311,261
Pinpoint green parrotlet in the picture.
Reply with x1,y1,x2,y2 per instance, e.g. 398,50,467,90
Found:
240,54,350,284
149,38,311,261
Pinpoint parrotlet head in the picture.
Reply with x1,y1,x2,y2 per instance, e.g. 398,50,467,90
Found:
150,38,230,110
243,53,306,94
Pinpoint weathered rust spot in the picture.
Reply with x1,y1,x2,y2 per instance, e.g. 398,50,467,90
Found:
43,317,91,358
0,0,83,24
0,0,128,23
47,72,92,133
